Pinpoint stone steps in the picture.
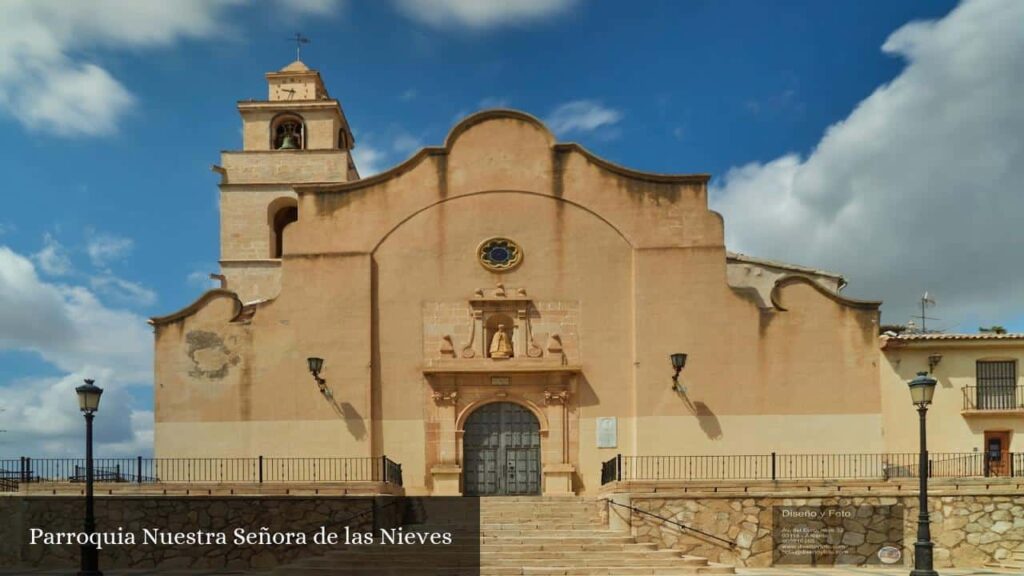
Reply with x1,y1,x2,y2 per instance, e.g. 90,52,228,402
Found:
474,498,733,575
268,497,733,575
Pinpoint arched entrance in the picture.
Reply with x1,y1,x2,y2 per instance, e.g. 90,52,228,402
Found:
463,402,541,496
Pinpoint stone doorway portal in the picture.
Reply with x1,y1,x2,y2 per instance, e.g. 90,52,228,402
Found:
463,402,541,496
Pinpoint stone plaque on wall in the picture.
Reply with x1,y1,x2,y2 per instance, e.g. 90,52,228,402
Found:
772,505,904,566
596,417,617,448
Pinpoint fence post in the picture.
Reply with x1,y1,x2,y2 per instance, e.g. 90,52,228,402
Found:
771,452,777,481
928,459,933,478
258,455,264,484
616,454,622,482
137,456,143,484
983,455,989,478
20,457,26,483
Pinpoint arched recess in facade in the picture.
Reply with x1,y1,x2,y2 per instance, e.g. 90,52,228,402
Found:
267,197,298,258
369,189,636,255
368,191,621,480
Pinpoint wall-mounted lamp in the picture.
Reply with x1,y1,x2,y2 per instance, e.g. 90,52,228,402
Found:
670,353,688,392
927,353,943,373
307,357,326,392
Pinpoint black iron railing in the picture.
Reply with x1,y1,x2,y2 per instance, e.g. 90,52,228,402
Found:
963,385,1024,410
600,452,1023,484
608,500,735,548
0,456,404,488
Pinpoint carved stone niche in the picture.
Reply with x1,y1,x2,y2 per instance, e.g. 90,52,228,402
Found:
461,284,545,362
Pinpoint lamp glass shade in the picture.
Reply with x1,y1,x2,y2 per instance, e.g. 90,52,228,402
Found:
75,379,103,413
670,353,687,371
307,357,324,375
908,371,937,406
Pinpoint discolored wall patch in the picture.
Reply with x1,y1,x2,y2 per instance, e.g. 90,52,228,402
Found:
185,330,240,379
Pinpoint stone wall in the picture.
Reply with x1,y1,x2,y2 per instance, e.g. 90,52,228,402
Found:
612,489,1024,568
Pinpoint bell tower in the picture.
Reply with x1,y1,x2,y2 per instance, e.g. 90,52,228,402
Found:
214,60,359,303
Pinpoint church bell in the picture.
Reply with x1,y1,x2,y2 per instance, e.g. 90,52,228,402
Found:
278,134,300,150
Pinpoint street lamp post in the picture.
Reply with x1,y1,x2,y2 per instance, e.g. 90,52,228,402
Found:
75,379,104,576
908,371,938,576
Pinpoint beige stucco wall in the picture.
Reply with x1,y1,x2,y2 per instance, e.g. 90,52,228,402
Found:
881,341,1024,453
154,109,884,495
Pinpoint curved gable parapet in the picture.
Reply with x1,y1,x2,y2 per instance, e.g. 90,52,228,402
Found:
149,289,244,327
769,275,882,312
286,108,722,256
444,109,554,149
294,108,709,195
552,143,709,185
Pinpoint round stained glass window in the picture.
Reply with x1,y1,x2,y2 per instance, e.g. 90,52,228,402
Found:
478,238,523,272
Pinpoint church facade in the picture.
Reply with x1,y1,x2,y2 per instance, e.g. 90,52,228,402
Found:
151,61,888,496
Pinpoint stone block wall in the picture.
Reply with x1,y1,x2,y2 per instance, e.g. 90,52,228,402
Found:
616,490,1024,568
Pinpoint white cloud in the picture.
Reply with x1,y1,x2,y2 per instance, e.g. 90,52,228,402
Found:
546,100,622,137
400,88,418,101
275,0,344,17
479,96,510,109
710,0,1024,330
0,0,342,137
0,246,153,455
393,0,576,29
86,232,134,266
32,233,73,276
90,274,158,307
352,143,388,177
187,268,222,290
0,247,152,380
392,132,423,154
0,371,154,456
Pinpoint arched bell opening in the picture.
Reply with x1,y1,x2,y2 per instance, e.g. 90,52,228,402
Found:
271,113,305,150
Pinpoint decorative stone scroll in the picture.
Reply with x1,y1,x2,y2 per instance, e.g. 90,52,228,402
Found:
431,390,458,405
544,389,570,405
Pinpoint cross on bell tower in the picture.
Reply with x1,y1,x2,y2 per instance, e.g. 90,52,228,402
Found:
289,33,310,62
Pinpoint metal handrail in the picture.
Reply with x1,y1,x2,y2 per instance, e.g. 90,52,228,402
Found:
601,452,1023,483
963,385,1024,410
608,500,735,548
0,456,404,487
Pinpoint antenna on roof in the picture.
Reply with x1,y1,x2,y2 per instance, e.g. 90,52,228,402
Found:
288,32,310,61
911,291,940,333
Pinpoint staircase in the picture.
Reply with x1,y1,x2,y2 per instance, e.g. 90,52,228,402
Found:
479,497,733,575
271,497,734,575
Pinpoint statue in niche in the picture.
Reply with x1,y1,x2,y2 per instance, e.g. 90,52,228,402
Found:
489,324,513,359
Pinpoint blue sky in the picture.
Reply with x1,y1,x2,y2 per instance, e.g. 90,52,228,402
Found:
1,0,1021,455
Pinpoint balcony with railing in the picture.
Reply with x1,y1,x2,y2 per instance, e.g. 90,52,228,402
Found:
962,385,1024,413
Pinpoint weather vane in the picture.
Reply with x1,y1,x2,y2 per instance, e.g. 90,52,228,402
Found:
289,33,310,61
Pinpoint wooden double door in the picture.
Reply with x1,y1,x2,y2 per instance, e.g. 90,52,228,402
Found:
986,431,1011,476
463,402,541,496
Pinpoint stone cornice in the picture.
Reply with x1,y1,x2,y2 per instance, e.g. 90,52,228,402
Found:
293,108,710,196
770,275,881,311
149,289,242,327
